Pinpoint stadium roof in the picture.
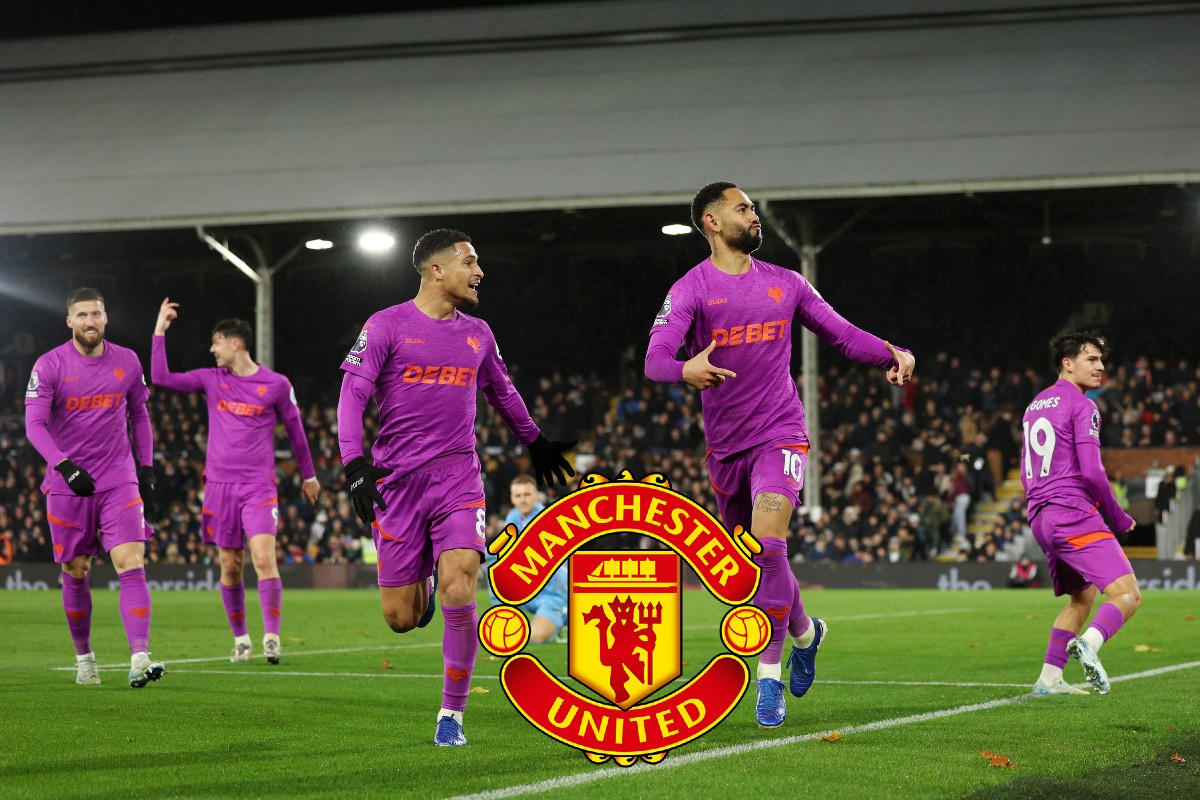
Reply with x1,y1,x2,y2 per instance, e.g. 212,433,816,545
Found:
1,0,1198,233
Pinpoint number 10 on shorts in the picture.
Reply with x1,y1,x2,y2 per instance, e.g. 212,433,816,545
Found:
783,449,804,482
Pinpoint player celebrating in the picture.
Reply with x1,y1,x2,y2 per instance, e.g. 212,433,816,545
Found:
152,301,321,665
1023,331,1139,696
338,229,574,747
25,288,163,688
485,474,567,644
644,182,914,727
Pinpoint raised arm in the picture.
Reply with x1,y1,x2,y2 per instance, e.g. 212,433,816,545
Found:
151,297,207,393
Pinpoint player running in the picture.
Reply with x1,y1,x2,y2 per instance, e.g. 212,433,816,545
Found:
1023,331,1139,696
644,182,914,727
337,229,575,747
25,288,163,688
152,301,321,665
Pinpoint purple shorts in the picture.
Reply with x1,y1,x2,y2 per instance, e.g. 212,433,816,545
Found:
46,484,148,563
372,453,487,588
1030,504,1134,596
202,482,279,549
706,439,809,531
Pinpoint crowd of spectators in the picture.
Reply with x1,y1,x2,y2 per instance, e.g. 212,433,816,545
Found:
2,349,1199,568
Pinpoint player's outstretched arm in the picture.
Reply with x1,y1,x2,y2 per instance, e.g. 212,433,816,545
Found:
680,340,737,390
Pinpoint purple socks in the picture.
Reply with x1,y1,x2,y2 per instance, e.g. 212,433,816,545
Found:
62,572,93,655
258,577,283,637
753,546,797,663
1044,626,1074,667
221,582,249,637
118,568,152,655
441,602,478,713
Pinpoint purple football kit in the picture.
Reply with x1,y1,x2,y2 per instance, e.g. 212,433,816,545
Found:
152,334,318,648
1021,378,1134,596
645,255,905,722
25,341,153,560
151,335,317,549
646,258,897,523
338,299,542,722
24,339,156,666
339,301,538,587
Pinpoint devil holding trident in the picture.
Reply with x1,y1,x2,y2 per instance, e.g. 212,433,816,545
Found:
583,596,663,705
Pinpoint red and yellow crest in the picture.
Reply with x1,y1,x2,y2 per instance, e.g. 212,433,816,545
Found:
481,472,763,767
569,552,680,709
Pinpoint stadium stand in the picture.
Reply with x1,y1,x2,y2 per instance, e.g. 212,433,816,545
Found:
1,353,1196,566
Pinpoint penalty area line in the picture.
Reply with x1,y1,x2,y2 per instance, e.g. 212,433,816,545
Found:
442,659,1200,800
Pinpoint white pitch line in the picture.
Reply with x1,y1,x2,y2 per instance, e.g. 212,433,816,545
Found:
49,642,442,671
820,679,1031,688
50,607,974,671
133,669,502,680
442,659,1200,800
680,607,974,631
65,665,1028,690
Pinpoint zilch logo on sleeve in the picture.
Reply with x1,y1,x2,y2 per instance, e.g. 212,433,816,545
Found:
481,472,764,767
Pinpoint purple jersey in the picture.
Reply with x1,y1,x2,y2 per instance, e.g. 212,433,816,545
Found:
151,336,315,484
25,341,150,493
1021,378,1128,528
646,258,896,458
340,301,538,477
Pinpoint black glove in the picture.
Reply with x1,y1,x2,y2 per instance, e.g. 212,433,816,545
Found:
343,457,394,524
137,465,156,517
528,434,576,488
56,459,95,497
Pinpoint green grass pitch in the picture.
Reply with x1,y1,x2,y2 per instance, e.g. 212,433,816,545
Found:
2,586,1197,799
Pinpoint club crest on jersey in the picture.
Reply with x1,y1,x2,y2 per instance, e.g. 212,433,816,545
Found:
26,370,39,398
113,367,125,381
767,287,784,303
467,335,481,354
256,385,268,397
483,472,764,767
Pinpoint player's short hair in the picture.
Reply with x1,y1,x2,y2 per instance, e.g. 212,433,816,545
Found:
511,474,537,489
413,229,472,274
691,181,739,234
212,319,253,349
1049,330,1109,374
66,287,104,312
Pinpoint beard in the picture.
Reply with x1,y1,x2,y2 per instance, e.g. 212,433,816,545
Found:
73,327,105,352
459,294,480,311
727,225,762,254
